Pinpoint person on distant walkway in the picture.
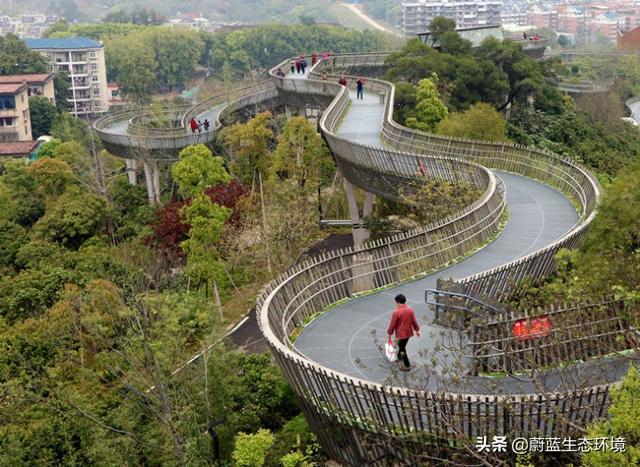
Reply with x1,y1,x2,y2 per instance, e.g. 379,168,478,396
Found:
295,59,301,74
276,68,285,78
290,59,296,74
356,77,365,99
321,72,329,92
203,119,210,131
190,118,198,134
387,294,420,371
338,75,347,87
322,51,329,62
300,55,307,74
311,51,318,66
197,120,203,133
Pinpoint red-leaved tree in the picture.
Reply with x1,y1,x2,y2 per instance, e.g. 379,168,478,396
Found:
147,180,247,261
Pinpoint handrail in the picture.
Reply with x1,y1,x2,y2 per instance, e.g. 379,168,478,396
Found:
93,80,277,153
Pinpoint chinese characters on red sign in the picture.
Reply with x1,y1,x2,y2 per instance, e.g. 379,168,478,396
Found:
513,315,551,340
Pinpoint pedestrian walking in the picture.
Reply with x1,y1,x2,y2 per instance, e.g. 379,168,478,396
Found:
190,118,198,134
311,52,318,66
295,59,301,74
338,75,347,87
197,120,203,133
300,56,307,74
387,294,420,371
203,119,210,131
322,51,329,62
356,77,365,99
321,72,329,92
290,59,296,74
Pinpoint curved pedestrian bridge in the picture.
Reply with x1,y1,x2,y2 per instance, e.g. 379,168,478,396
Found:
287,63,627,394
295,172,580,392
95,52,640,462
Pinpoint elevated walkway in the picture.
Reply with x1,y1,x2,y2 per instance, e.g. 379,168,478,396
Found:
293,69,588,393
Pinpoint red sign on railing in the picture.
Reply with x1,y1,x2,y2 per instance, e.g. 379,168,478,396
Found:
513,316,551,340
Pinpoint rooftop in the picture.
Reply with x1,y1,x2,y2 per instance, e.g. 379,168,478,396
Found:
0,73,54,85
0,140,39,157
24,37,102,50
0,83,27,94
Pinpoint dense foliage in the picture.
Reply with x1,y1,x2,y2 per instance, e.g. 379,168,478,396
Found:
44,22,387,102
386,29,561,117
0,34,48,74
584,367,640,467
0,104,335,464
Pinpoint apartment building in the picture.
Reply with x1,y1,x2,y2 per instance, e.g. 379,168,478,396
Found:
25,37,109,116
0,73,56,101
0,83,32,141
402,0,503,36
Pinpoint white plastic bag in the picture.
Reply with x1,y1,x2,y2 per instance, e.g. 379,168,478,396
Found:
385,337,397,362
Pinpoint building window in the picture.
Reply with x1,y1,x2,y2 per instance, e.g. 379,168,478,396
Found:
90,63,98,71
91,76,99,83
89,51,97,59
0,117,16,126
93,88,100,96
94,101,101,108
0,95,16,110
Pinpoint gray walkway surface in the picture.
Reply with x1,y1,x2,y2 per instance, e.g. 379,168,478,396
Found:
295,172,585,393
290,70,628,394
100,101,227,137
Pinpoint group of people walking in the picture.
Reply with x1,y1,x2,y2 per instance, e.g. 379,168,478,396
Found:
189,118,210,134
276,52,366,99
290,55,309,74
287,51,338,76
337,75,366,99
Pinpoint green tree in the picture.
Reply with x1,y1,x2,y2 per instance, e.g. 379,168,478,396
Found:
171,144,231,199
26,158,76,199
405,73,448,131
50,112,90,145
570,162,640,295
28,96,58,138
180,193,231,291
0,34,47,74
0,220,28,269
106,35,157,104
476,37,545,110
428,16,457,45
34,138,62,158
436,102,507,141
53,72,69,113
0,160,45,226
270,117,334,190
222,112,274,185
583,366,640,467
232,429,276,467
143,28,204,91
33,186,105,249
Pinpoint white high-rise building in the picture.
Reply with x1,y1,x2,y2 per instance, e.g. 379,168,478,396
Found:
402,0,503,36
25,37,110,116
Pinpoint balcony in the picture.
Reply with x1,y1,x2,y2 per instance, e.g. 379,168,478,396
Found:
0,126,19,140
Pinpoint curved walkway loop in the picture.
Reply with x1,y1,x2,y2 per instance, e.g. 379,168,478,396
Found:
253,54,637,465
93,51,633,465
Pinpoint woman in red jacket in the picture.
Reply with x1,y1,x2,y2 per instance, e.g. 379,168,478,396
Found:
387,294,420,371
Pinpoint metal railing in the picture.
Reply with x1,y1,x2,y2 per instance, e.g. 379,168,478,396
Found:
253,54,612,462
93,80,277,155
